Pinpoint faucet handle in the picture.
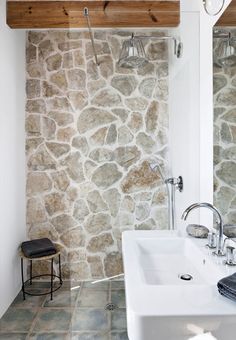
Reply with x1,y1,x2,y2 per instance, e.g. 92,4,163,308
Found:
224,246,236,266
206,232,217,249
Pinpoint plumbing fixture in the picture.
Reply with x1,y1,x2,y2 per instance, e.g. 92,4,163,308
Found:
179,273,193,281
118,33,182,68
182,203,225,256
224,246,236,266
213,29,236,68
150,161,183,230
203,0,225,16
207,232,217,249
83,7,99,66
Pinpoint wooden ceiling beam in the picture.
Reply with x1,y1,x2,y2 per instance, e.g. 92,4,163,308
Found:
217,0,236,26
7,1,180,29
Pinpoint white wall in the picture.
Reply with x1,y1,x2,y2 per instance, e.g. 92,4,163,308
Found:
0,1,26,317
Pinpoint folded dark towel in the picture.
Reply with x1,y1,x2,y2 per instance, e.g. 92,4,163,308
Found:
217,272,236,302
21,238,56,258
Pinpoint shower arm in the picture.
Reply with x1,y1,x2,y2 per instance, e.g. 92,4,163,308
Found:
132,34,183,58
83,7,99,66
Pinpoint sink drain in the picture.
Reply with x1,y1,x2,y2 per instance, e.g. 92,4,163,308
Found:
105,303,118,311
179,273,193,281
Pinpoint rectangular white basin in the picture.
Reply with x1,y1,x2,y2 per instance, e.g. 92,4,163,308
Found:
122,230,236,340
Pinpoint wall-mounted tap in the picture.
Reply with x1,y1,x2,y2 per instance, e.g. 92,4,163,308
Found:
150,160,183,231
181,202,225,256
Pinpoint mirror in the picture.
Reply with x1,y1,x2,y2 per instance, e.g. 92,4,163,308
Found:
213,26,236,229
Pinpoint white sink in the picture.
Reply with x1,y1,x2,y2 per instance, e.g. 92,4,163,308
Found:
137,237,222,286
122,230,236,340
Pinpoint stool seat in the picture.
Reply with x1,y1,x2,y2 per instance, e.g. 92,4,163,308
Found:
19,244,61,261
19,242,63,301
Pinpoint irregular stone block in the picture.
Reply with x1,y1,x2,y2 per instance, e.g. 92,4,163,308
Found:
46,142,70,158
27,63,46,79
87,190,108,213
68,90,88,111
27,172,52,195
139,78,156,98
111,75,137,96
51,170,70,191
28,31,46,45
111,108,129,123
216,161,236,186
44,192,67,216
26,79,41,99
27,198,47,224
103,188,121,218
46,53,62,71
28,145,57,171
213,74,227,94
38,40,54,60
87,233,114,252
127,112,143,133
48,111,74,126
90,127,108,146
73,199,89,222
67,69,86,90
217,88,236,106
92,163,122,189
104,252,123,277
87,256,104,278
77,107,116,133
63,51,74,69
25,115,41,136
26,99,46,114
47,97,73,112
91,89,121,107
145,101,159,133
58,41,82,51
136,132,155,154
99,55,114,79
114,146,141,169
50,70,68,91
118,126,133,145
106,124,117,144
125,97,148,111
89,148,114,163
51,214,76,234
42,116,56,139
72,136,89,155
121,160,161,193
85,213,111,235
61,228,85,248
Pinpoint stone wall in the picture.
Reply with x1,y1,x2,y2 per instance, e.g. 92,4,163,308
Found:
26,30,169,280
213,29,236,224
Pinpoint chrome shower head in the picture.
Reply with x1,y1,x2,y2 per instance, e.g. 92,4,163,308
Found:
118,33,148,69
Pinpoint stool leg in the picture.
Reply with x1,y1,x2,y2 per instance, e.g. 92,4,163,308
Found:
21,258,26,300
50,258,53,300
30,260,33,285
59,254,62,285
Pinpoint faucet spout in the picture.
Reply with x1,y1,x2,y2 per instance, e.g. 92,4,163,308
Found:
182,202,224,256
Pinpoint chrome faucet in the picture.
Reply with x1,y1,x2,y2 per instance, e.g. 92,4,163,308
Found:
181,203,225,256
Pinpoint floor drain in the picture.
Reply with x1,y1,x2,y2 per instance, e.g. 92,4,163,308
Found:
105,303,118,311
179,273,193,281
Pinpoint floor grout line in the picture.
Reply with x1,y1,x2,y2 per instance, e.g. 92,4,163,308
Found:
0,280,127,339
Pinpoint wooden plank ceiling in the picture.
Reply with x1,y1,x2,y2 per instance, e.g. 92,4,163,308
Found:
217,0,236,26
7,0,180,29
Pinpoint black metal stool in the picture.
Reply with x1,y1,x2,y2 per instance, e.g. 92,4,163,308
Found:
19,245,63,300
